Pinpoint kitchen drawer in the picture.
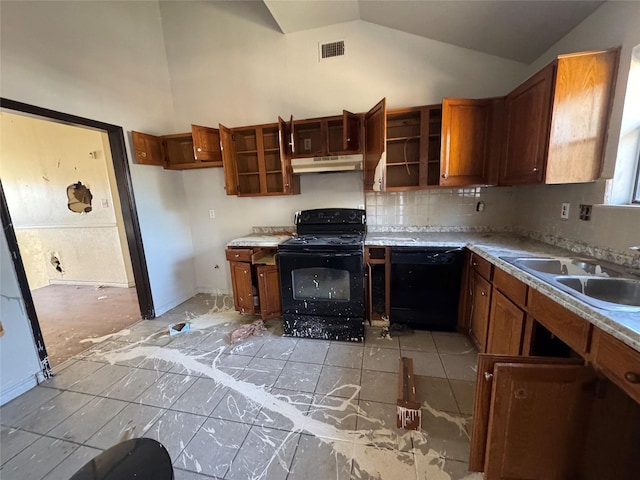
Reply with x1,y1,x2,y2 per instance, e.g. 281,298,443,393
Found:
252,249,276,265
493,268,528,308
528,289,591,356
591,328,640,404
225,248,253,262
470,252,493,281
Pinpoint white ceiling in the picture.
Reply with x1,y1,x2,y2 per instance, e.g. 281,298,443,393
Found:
263,0,605,63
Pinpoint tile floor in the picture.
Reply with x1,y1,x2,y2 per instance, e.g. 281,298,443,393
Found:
0,294,480,480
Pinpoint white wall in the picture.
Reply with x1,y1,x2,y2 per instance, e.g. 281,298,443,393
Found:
513,1,640,259
158,1,527,294
0,233,42,406
0,0,197,314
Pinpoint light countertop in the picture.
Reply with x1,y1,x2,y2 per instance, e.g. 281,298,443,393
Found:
226,233,293,247
227,231,640,353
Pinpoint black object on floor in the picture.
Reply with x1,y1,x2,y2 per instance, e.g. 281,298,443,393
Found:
69,438,174,480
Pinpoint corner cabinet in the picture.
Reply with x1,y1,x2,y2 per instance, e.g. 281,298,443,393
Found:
219,121,300,197
500,48,620,185
132,125,223,170
226,247,282,321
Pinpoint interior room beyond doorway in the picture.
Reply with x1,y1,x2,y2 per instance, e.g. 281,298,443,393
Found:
0,112,140,367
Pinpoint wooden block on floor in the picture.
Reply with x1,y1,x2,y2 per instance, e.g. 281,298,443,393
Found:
397,356,421,430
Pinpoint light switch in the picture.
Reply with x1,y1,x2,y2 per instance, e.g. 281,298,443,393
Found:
208,209,215,219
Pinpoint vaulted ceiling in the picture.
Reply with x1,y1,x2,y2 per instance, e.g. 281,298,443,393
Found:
263,0,604,63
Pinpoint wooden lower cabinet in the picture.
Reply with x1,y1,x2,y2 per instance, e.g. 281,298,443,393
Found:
470,354,640,479
590,327,640,404
226,247,281,320
486,290,525,355
468,270,492,352
256,265,281,320
229,261,254,313
365,246,390,323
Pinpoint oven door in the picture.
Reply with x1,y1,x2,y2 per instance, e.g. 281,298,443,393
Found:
278,249,364,317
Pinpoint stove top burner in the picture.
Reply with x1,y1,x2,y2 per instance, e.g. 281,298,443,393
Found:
282,233,364,246
278,233,365,251
279,208,366,252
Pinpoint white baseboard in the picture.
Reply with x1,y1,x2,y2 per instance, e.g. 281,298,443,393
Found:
48,279,135,288
0,375,38,407
154,288,199,317
196,287,232,296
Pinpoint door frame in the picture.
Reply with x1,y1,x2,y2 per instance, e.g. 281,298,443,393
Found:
0,98,154,377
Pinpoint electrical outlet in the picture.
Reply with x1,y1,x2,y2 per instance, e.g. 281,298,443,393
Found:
208,209,215,219
579,204,592,221
560,203,570,220
304,138,312,151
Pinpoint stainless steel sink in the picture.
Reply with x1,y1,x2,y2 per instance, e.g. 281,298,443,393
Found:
554,276,640,310
501,255,639,311
506,257,620,277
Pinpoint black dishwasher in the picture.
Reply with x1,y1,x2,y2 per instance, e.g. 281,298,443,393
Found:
390,247,464,330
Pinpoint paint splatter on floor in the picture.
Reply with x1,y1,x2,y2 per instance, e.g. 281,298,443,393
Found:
79,299,482,480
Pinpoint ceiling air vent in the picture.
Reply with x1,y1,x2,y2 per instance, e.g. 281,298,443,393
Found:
319,40,345,60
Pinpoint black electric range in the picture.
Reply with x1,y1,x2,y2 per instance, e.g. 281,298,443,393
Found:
277,208,366,341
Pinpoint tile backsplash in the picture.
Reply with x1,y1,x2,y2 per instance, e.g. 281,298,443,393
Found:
365,187,516,231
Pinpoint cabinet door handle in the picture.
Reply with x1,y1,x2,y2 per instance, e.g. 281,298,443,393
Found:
260,273,264,278
197,147,202,152
484,372,493,381
533,167,539,172
442,173,448,179
481,291,487,296
624,372,640,383
141,152,147,158
234,254,240,258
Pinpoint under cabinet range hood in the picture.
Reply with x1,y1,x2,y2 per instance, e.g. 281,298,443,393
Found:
291,154,363,174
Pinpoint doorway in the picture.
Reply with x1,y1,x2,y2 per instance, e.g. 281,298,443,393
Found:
0,98,154,377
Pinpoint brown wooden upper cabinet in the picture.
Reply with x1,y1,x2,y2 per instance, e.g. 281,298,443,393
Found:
363,98,387,192
191,124,223,166
290,110,362,158
440,97,503,187
219,121,299,197
500,48,619,185
131,125,223,170
381,104,443,191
